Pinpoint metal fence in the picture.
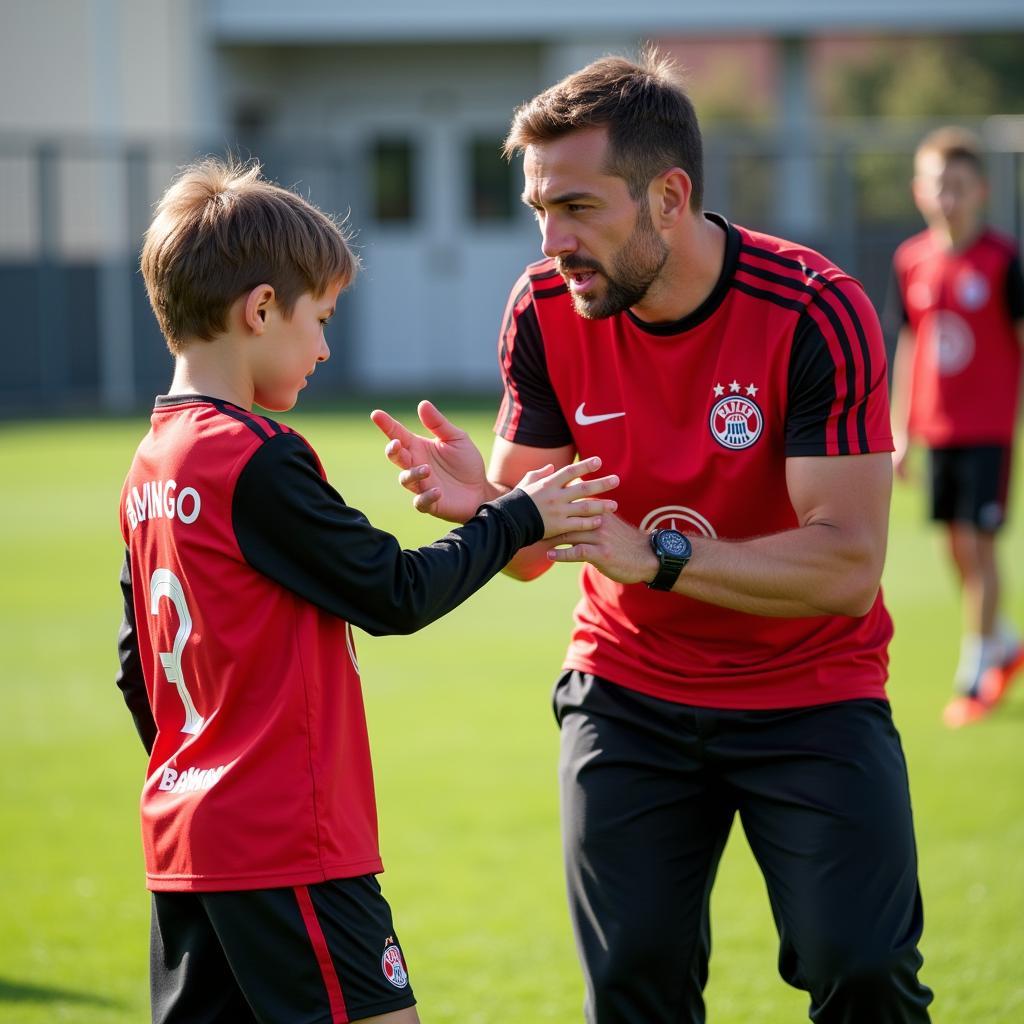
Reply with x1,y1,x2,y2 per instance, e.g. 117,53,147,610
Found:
1,119,1022,416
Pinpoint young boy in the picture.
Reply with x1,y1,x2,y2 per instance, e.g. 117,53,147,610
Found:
115,158,617,1023
890,127,1024,727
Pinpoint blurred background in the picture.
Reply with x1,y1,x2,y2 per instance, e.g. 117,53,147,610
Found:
3,0,1024,413
4,5,1024,1023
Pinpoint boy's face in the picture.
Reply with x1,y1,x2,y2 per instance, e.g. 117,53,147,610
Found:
912,151,987,239
251,281,342,412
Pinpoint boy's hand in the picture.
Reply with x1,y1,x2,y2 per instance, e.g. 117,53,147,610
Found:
516,457,619,540
371,401,496,523
892,433,912,482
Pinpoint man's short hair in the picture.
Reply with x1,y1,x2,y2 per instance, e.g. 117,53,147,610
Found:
503,49,704,209
915,126,986,179
141,158,357,353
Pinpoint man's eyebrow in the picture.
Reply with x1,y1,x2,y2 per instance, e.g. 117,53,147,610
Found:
521,191,598,208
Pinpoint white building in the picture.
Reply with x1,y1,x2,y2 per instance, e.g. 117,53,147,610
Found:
3,1,1024,409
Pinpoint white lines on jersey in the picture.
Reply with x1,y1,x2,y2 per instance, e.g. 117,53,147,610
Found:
575,403,626,426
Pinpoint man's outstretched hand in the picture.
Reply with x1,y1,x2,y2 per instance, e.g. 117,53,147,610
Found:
370,401,496,524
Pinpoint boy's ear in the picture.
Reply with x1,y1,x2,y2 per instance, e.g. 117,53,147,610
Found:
243,284,276,334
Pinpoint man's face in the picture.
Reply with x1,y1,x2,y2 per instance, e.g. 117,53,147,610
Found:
522,127,668,319
912,151,987,238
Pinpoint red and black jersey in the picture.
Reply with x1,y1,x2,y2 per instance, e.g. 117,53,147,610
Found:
495,213,895,710
891,227,1024,446
117,396,542,892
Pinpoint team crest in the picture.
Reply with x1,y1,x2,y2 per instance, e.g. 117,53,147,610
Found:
956,270,989,311
709,382,763,450
382,944,409,988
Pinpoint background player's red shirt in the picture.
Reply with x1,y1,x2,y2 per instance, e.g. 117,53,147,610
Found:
118,397,541,891
496,214,895,710
892,227,1024,446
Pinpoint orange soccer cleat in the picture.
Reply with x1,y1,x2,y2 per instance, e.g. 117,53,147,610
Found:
942,694,992,729
978,647,1024,708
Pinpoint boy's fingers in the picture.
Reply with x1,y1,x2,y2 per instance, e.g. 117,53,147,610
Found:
549,456,602,485
572,474,620,496
385,439,413,470
563,515,603,532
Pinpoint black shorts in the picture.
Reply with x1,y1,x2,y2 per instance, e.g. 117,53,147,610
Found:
150,875,416,1024
554,671,933,1024
928,444,1012,531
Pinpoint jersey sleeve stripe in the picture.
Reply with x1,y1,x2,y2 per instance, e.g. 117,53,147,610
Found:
818,281,875,453
211,399,273,440
496,279,534,440
802,287,873,455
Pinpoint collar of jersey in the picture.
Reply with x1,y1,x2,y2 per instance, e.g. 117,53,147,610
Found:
155,394,245,410
625,212,740,337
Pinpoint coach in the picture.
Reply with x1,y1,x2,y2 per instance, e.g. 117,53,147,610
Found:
373,52,932,1024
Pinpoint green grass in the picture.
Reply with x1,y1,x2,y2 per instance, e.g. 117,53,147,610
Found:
1,406,1022,1023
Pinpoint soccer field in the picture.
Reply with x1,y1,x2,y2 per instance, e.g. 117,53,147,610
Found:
1,404,1022,1024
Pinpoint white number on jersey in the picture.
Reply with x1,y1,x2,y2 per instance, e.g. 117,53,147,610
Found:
150,568,205,735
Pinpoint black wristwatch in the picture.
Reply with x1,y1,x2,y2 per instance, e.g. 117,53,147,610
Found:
647,528,692,591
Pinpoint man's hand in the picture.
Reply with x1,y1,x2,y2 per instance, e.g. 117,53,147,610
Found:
547,512,658,584
517,458,619,540
371,401,496,523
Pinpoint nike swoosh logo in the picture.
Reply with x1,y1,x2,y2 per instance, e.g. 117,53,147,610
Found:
575,403,626,426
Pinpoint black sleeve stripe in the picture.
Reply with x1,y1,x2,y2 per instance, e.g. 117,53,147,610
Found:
816,280,874,453
534,282,570,300
496,279,533,440
211,399,273,440
529,265,562,284
736,259,818,298
740,243,878,454
730,278,805,314
1006,254,1024,320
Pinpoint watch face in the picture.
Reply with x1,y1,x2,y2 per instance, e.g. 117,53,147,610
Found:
658,530,689,557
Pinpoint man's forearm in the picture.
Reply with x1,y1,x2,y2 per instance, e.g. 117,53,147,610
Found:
674,524,884,618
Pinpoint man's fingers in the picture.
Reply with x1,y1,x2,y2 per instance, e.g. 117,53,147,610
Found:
417,400,465,442
548,543,588,562
398,464,431,490
370,408,415,447
412,488,442,513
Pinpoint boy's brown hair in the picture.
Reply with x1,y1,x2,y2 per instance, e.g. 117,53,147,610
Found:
141,158,357,353
503,49,704,209
915,126,986,178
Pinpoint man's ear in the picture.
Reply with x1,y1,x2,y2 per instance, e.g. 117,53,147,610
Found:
243,284,276,335
650,168,692,228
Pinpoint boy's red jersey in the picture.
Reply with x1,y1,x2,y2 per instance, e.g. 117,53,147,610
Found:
892,227,1024,446
495,215,895,710
120,400,380,891
118,397,542,891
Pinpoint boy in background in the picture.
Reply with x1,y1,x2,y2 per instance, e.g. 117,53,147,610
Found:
890,127,1024,727
116,158,617,1023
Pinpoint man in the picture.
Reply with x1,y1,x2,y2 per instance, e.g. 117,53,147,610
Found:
373,52,932,1023
889,127,1024,728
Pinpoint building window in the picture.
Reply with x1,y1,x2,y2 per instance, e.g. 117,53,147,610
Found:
372,139,415,223
469,137,516,222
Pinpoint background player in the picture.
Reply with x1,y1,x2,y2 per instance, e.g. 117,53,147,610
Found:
373,52,932,1024
116,157,617,1024
889,127,1024,727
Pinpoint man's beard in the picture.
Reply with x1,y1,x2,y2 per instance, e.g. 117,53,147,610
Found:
559,205,669,320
